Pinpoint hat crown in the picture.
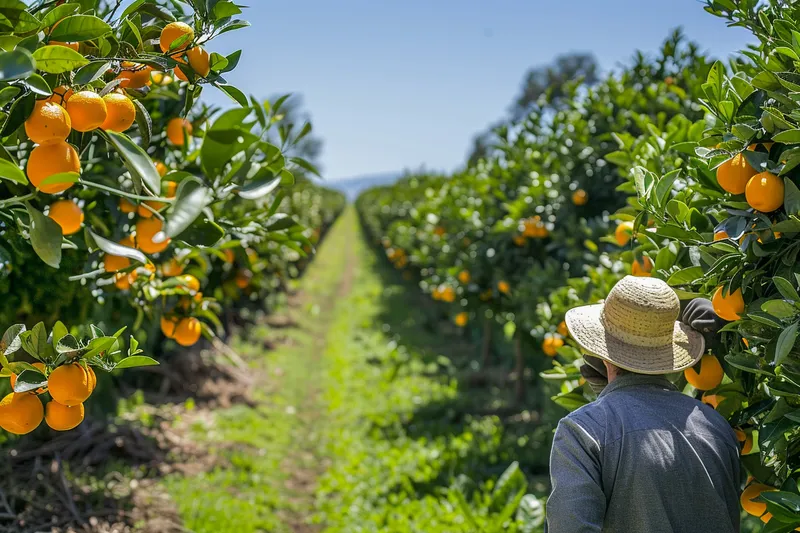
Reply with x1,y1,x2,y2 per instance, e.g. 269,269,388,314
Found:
601,276,680,347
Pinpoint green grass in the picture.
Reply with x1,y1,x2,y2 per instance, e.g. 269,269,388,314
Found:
163,208,548,532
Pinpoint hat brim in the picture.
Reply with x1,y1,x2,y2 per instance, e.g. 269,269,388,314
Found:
565,303,705,375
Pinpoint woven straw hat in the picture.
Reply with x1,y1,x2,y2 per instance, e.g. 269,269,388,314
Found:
565,276,705,374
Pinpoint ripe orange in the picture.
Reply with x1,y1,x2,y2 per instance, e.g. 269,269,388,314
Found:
615,221,634,246
48,200,83,235
104,252,131,273
741,483,775,518
27,141,80,193
114,271,133,289
166,117,192,145
156,161,168,177
454,312,468,327
713,230,729,241
173,317,202,347
701,393,724,409
0,393,43,435
543,336,564,357
716,153,757,195
498,281,510,295
136,217,171,254
223,249,235,263
47,364,93,406
440,286,456,303
572,189,588,205
162,258,184,277
513,235,526,246
100,93,136,132
160,315,178,338
235,269,252,289
631,256,653,277
179,274,200,292
120,198,137,213
47,86,74,105
160,21,194,53
115,62,152,89
735,428,753,455
186,47,210,77
745,172,784,212
151,71,173,85
174,66,189,82
65,91,107,132
25,100,71,145
712,286,745,322
684,355,724,390
45,400,84,431
458,270,471,284
557,321,569,337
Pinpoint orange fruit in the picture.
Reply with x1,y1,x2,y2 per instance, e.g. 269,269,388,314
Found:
572,189,588,206
48,199,83,235
47,364,92,406
166,117,192,145
0,392,43,435
631,256,653,277
701,393,724,409
458,270,471,284
745,172,784,212
173,317,202,347
615,221,634,246
45,400,84,431
235,269,252,289
119,197,137,213
50,41,79,51
174,66,189,82
440,286,456,303
104,253,131,273
156,161,168,177
27,141,80,193
557,321,569,337
454,312,468,327
713,230,729,241
513,235,526,246
735,428,754,455
114,271,132,289
151,71,173,85
712,286,745,322
47,86,74,105
25,100,71,145
138,181,177,217
162,258,184,277
115,62,152,89
136,217,171,254
684,355,724,390
9,362,46,390
716,153,757,195
186,46,210,77
160,316,178,338
86,367,96,392
100,93,136,132
543,336,564,357
160,21,194,53
223,249,235,263
179,274,200,292
65,91,107,132
741,483,775,518
498,281,510,295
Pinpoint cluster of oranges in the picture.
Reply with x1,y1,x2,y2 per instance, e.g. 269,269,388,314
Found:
0,363,97,435
716,144,784,213
432,285,456,303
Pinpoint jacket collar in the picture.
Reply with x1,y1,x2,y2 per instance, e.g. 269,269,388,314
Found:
597,373,677,399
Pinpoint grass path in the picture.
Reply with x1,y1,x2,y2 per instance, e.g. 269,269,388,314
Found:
162,207,548,532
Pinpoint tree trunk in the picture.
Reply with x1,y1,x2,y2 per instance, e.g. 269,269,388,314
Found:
514,333,526,404
481,317,492,368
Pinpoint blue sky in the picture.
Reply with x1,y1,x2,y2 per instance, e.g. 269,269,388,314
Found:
198,1,753,181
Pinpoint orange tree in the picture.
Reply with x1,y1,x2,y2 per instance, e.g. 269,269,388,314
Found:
0,1,339,437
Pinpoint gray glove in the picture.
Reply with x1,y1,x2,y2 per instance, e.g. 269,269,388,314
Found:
578,298,723,395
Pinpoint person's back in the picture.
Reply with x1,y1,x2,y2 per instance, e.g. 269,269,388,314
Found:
546,374,740,532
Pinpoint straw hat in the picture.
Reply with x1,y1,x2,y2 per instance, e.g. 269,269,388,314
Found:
565,276,705,374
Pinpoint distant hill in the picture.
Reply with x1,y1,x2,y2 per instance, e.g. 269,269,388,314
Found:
327,172,401,201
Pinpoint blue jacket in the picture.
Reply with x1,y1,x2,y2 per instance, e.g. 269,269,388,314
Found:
546,374,741,532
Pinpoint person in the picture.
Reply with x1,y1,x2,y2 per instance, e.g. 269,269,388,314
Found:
545,275,741,533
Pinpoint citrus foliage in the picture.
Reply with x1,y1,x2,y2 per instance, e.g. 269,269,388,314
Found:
0,0,343,436
357,2,800,528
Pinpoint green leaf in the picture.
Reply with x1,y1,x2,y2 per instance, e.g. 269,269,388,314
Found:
49,15,111,42
25,203,61,268
40,3,80,29
20,322,47,360
0,90,34,136
21,73,50,96
774,277,800,302
32,45,88,74
774,129,800,144
103,130,161,195
120,0,148,20
88,229,146,264
667,266,704,286
39,171,79,188
132,98,152,148
0,48,34,81
114,355,159,369
164,176,213,238
785,178,800,216
12,369,46,393
762,300,799,319
0,324,25,356
238,174,280,200
216,82,248,107
776,322,799,365
290,157,320,177
177,218,225,247
0,158,26,185
73,60,111,85
51,321,68,345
